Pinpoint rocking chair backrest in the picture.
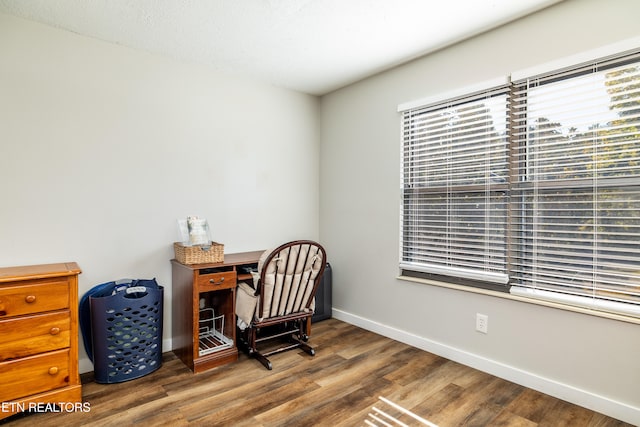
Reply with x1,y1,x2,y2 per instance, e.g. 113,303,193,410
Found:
257,240,326,322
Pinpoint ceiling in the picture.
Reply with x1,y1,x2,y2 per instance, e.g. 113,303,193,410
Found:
0,0,563,95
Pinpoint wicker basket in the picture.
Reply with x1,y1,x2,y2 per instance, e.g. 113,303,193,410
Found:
174,242,224,264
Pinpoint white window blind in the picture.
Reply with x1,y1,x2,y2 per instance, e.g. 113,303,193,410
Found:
510,52,640,316
400,85,510,285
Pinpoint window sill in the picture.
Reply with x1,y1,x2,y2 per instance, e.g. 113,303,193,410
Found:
397,275,640,325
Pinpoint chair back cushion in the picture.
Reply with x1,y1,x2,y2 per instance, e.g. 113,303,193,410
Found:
257,241,326,321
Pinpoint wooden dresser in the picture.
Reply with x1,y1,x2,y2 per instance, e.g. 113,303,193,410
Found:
0,262,82,419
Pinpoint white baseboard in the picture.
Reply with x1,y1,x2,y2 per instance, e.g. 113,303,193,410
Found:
332,308,640,426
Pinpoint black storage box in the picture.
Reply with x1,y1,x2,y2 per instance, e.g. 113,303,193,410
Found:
312,262,332,323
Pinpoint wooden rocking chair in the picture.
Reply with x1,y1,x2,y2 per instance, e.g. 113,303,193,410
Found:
235,240,327,370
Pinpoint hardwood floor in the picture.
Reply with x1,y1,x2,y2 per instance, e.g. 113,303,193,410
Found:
1,319,633,426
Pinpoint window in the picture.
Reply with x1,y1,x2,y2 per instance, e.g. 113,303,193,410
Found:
400,84,510,289
400,49,640,317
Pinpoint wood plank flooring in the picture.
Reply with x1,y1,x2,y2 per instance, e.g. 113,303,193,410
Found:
1,319,633,426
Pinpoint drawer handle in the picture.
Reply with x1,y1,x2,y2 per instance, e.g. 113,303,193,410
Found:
50,327,61,335
209,277,225,285
25,295,37,303
48,367,59,375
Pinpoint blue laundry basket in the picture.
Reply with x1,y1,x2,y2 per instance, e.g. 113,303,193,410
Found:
80,279,163,384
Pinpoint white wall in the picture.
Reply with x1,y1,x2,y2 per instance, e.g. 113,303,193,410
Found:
3,1,640,423
320,0,640,424
0,13,320,372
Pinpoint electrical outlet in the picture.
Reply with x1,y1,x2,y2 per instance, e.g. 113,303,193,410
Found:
476,313,488,334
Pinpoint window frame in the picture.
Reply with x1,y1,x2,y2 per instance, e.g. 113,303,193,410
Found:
399,42,640,319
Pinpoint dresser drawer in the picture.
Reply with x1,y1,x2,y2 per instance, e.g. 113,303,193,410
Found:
0,280,69,318
197,271,237,291
0,311,70,361
0,349,70,402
